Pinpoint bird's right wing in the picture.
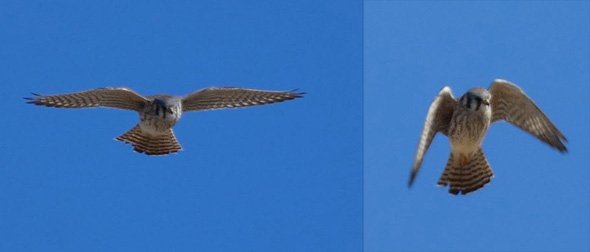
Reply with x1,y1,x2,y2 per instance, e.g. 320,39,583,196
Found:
25,87,148,111
409,87,457,187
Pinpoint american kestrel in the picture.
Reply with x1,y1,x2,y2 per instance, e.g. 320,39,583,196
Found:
408,79,567,195
26,87,304,155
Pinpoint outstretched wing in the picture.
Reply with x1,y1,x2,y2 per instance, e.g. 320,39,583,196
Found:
181,87,304,112
409,87,457,187
489,79,567,152
25,87,148,111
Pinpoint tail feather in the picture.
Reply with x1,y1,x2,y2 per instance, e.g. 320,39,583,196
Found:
116,124,182,155
438,148,494,195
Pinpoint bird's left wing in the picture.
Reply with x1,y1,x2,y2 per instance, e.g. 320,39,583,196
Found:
489,79,567,152
409,87,457,187
181,87,304,112
26,87,148,111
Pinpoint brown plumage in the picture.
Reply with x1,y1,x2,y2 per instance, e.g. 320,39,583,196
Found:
489,82,567,152
409,79,566,195
438,148,494,195
116,124,182,155
26,86,304,155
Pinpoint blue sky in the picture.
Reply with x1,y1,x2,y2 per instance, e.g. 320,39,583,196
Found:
365,1,589,252
2,1,589,252
0,1,362,251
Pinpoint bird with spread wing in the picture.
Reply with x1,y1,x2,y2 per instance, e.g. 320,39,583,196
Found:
409,79,566,195
26,87,304,155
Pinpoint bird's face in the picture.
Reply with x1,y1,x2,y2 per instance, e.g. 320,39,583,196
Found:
152,98,176,118
460,88,491,112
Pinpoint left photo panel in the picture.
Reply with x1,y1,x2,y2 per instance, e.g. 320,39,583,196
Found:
0,1,363,251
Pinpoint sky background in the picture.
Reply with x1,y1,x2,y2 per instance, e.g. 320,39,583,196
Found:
0,1,362,251
2,1,589,252
365,1,589,252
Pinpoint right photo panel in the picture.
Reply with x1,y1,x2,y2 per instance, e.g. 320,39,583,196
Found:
364,1,590,252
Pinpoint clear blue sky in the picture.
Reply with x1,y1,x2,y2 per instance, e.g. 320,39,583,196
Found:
0,0,362,251
365,1,589,252
2,1,589,252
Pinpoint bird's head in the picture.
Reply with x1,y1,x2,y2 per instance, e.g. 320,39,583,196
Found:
151,98,177,119
460,88,491,111
153,98,175,113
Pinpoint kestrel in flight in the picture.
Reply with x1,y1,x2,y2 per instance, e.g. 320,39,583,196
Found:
408,79,567,195
26,87,304,155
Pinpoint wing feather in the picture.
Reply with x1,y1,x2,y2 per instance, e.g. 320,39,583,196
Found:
409,87,457,187
181,87,304,112
25,87,148,111
489,79,567,152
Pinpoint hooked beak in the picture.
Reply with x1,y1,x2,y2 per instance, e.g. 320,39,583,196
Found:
482,99,490,106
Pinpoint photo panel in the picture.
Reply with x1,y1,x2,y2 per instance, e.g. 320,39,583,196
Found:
1,1,363,251
364,1,589,251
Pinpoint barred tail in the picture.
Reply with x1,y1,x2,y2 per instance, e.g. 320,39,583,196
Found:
438,148,494,195
116,124,182,156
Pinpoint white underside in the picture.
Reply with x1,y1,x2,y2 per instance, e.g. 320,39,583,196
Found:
138,106,182,137
449,106,492,158
450,137,483,158
138,122,163,137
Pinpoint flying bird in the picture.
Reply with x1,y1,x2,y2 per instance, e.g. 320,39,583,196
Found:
26,87,304,155
408,79,566,195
